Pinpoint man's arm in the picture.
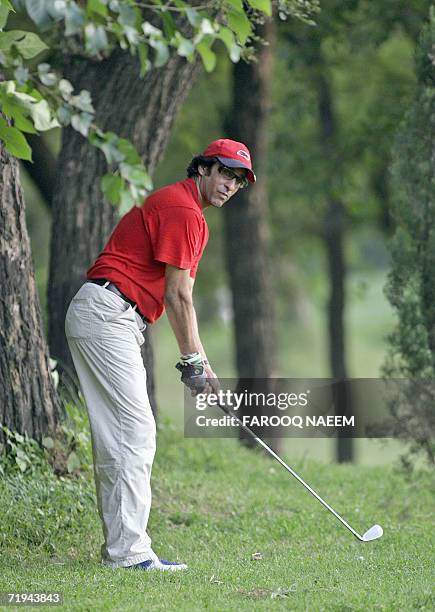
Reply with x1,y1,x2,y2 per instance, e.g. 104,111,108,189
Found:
190,277,209,364
165,265,218,393
164,265,198,355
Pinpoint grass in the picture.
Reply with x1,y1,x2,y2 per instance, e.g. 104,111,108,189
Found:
1,419,434,611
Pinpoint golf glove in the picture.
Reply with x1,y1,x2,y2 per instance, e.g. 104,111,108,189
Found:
175,361,208,392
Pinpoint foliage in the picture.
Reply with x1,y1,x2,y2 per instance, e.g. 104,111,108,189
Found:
0,0,319,214
0,403,95,554
0,402,93,477
264,1,424,328
383,8,435,465
0,423,434,608
0,427,49,475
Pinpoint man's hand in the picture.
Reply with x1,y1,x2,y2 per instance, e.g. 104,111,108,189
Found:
176,361,207,394
175,360,220,397
203,364,220,395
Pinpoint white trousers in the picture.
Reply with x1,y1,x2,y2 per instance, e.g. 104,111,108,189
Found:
65,282,157,568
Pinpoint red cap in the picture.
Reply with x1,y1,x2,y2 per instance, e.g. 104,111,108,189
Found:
202,138,256,183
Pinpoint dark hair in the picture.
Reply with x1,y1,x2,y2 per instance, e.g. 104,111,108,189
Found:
186,155,217,178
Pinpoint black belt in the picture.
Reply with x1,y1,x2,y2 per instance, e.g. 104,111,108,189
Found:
88,279,148,323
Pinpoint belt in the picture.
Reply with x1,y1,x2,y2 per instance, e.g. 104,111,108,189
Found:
88,279,148,323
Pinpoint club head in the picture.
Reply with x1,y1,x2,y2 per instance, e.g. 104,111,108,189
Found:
362,524,383,542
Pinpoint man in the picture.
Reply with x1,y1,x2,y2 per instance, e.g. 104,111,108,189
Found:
65,138,255,571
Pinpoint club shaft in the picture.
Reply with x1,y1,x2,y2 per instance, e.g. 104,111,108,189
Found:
218,403,363,541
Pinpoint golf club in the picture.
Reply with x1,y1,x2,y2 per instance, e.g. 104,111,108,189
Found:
216,401,383,543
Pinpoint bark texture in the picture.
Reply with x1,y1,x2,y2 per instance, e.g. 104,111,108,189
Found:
47,49,202,416
0,141,61,443
224,20,277,446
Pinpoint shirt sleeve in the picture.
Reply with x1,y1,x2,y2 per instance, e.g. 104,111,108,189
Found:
146,206,203,270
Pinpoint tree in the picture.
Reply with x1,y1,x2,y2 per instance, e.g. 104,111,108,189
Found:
223,15,278,446
270,0,430,461
313,39,352,462
0,138,60,443
383,9,435,465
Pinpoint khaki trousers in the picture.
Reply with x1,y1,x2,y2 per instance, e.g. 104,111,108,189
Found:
65,282,157,568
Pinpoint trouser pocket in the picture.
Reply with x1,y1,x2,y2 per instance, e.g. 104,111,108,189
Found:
65,299,91,339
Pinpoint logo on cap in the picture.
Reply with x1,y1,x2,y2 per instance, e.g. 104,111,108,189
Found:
237,150,250,161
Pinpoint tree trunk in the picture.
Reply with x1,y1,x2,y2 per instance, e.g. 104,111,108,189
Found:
223,19,277,448
47,49,201,417
0,141,61,443
316,67,353,463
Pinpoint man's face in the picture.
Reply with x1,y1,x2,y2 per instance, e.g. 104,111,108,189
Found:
198,162,247,208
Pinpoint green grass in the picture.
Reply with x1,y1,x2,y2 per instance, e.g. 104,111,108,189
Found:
1,421,433,611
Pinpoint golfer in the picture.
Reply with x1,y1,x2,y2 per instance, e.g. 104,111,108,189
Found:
65,139,255,571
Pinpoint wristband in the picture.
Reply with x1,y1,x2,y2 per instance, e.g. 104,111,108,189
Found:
180,352,203,366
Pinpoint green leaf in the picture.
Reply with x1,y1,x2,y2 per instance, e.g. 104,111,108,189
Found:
117,1,136,27
17,30,48,58
0,117,32,160
57,104,73,126
119,187,135,215
176,35,195,58
0,81,55,132
161,11,175,40
99,135,125,164
64,2,85,36
71,112,93,137
137,42,149,77
101,173,123,204
25,0,52,28
39,71,57,87
117,138,141,164
30,99,60,131
66,451,81,473
247,0,272,16
0,4,10,30
119,163,152,189
13,65,29,86
123,24,138,45
16,457,27,472
197,40,216,72
185,7,201,27
0,30,48,58
59,78,74,98
227,10,251,45
223,0,243,10
217,26,234,53
16,448,28,460
199,18,215,35
87,0,108,18
152,40,169,68
229,42,242,62
9,108,36,133
85,22,109,55
42,436,54,449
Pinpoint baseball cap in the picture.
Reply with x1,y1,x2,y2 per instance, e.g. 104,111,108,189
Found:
202,138,256,183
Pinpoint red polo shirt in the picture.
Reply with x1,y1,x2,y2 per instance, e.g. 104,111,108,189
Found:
87,178,209,323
